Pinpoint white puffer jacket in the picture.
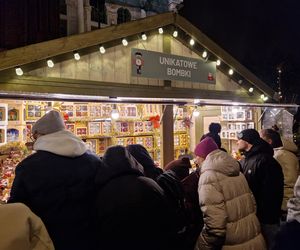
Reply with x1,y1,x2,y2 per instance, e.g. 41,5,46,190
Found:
195,150,266,250
274,138,299,211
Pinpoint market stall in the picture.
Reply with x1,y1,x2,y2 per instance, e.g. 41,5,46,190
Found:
0,13,297,201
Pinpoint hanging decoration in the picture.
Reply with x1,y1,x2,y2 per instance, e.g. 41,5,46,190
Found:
149,115,160,128
62,112,69,121
182,117,193,128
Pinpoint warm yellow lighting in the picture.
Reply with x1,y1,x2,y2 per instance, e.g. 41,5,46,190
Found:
173,30,178,37
47,59,54,68
202,51,208,58
141,33,147,41
249,87,254,93
74,52,80,60
193,109,200,117
158,27,163,34
15,67,23,76
189,38,195,46
99,46,106,54
111,109,120,120
228,69,234,75
216,59,221,66
122,38,128,46
263,96,269,101
260,94,265,99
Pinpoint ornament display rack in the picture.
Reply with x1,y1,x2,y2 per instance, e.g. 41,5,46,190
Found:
0,100,191,162
220,106,256,156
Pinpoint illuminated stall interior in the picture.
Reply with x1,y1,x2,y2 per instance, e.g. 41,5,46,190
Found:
0,12,298,201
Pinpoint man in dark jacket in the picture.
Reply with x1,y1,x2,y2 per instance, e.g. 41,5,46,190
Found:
237,129,284,249
95,145,178,250
126,144,163,181
8,110,102,250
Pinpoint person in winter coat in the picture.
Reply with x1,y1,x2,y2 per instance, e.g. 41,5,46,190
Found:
237,129,284,249
181,167,203,250
272,175,300,250
164,157,191,181
260,128,299,219
127,144,189,245
8,110,102,250
126,144,163,181
200,122,222,148
194,137,266,250
95,145,178,250
0,202,54,250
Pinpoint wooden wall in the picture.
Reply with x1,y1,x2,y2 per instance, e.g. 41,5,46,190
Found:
27,33,245,94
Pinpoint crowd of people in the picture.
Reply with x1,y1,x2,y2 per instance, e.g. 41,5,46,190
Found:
1,111,299,250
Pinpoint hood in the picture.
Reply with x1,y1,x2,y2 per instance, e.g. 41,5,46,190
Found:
201,149,240,176
287,176,300,223
96,145,144,187
244,138,274,158
276,138,298,153
126,144,162,180
33,130,87,157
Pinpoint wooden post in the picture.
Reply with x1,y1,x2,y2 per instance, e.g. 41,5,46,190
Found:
160,32,174,167
160,105,174,168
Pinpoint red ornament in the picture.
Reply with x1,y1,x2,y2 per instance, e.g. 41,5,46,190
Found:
182,117,193,128
63,112,69,121
149,115,160,129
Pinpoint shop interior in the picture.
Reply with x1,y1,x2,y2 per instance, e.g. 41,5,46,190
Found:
0,97,266,201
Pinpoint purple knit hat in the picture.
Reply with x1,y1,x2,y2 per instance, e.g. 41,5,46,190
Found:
194,137,218,159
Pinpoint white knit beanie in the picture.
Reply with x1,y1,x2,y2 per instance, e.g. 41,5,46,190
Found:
32,110,65,135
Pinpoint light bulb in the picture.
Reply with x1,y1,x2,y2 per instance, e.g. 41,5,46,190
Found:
189,38,195,46
249,87,254,93
99,46,105,54
228,69,234,75
74,52,80,60
216,59,221,66
15,67,23,76
263,96,268,101
173,30,178,37
47,59,54,68
193,110,200,117
260,94,265,99
111,109,120,120
158,28,163,34
122,38,128,46
202,51,207,58
141,33,147,41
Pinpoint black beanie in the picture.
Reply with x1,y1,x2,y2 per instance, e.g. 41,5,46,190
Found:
237,129,261,145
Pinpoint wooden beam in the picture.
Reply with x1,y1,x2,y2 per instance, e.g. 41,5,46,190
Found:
0,76,257,102
161,105,174,166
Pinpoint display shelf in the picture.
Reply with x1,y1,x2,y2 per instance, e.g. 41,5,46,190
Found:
0,104,8,126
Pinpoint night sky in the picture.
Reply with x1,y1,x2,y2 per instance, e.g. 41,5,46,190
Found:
179,0,300,103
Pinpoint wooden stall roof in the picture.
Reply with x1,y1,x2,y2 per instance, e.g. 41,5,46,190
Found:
0,12,276,100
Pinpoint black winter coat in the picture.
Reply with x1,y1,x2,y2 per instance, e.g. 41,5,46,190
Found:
272,220,300,250
9,150,102,250
95,146,178,250
240,139,284,224
126,144,163,181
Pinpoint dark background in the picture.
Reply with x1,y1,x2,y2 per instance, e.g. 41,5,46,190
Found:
179,0,300,103
1,0,299,103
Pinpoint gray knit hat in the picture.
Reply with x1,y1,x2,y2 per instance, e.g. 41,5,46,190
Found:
32,110,65,135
